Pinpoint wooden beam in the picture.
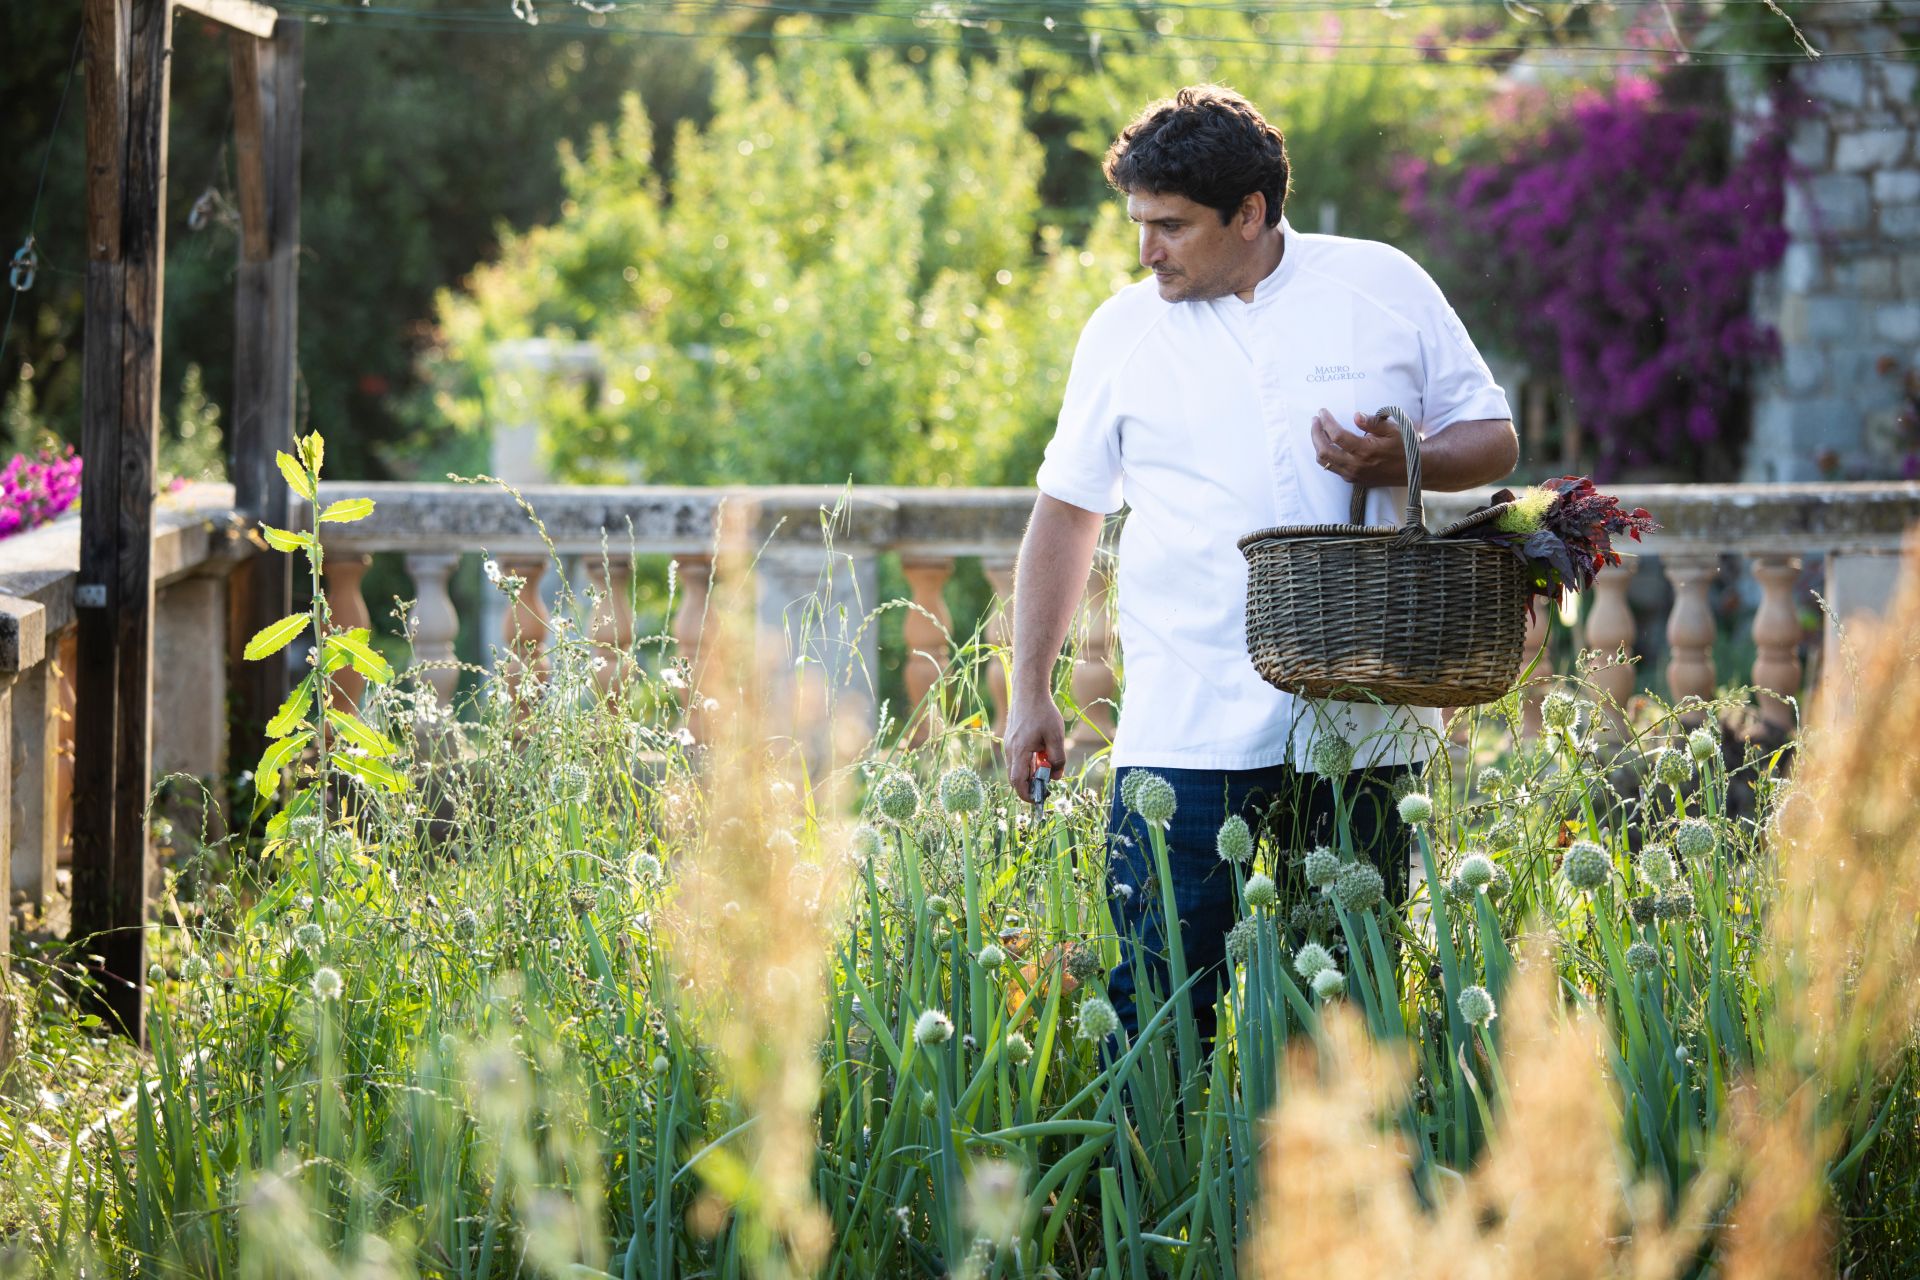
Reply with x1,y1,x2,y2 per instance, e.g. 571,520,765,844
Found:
175,0,278,39
228,16,302,770
83,0,126,262
72,0,171,1039
229,34,269,262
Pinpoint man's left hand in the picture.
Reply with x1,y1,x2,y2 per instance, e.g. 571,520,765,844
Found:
1311,409,1406,488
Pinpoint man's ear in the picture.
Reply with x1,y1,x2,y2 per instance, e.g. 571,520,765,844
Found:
1238,193,1267,240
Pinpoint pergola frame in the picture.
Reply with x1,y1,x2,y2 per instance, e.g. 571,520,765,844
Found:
73,0,300,1036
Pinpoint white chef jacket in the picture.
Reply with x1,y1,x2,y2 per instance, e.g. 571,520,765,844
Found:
1035,218,1512,773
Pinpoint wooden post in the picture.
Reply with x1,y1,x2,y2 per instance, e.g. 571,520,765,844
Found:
71,0,172,1036
227,17,302,781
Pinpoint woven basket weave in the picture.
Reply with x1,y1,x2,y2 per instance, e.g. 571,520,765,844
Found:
1236,407,1529,707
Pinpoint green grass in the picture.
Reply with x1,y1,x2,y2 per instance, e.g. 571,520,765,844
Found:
2,441,1915,1277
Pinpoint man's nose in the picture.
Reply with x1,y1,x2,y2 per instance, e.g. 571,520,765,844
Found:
1139,231,1164,268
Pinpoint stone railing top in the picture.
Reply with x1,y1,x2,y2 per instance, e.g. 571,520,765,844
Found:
306,482,1039,558
309,480,1920,559
0,483,246,651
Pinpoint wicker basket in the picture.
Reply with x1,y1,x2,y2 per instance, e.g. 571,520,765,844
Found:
1236,406,1529,707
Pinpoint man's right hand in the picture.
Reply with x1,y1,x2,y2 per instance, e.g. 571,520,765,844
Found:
1005,699,1068,799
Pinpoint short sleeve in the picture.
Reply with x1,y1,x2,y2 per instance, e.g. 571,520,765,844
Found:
1035,323,1126,515
1410,268,1512,436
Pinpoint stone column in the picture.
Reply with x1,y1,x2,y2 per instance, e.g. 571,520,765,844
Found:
1750,554,1805,729
1586,560,1639,712
404,553,462,709
900,556,954,743
982,558,1016,740
152,573,229,786
1734,21,1920,480
2,594,48,958
753,542,880,762
323,551,374,710
585,556,635,696
1664,555,1720,707
498,554,551,707
9,651,57,914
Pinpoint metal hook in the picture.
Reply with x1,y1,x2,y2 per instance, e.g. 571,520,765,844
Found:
8,236,38,293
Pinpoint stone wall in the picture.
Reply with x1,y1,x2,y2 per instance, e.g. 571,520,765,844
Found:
1739,15,1920,480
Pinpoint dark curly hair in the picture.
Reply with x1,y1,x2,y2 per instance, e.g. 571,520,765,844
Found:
1103,85,1290,228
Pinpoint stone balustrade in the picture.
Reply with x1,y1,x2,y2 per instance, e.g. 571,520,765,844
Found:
1,484,246,932
4,479,1920,943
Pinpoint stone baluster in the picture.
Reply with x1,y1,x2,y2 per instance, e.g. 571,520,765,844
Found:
1664,555,1720,708
585,556,636,696
498,555,551,706
403,553,462,709
671,553,714,695
2,594,46,958
900,556,954,743
1586,559,1638,713
982,558,1016,740
1750,554,1804,729
54,630,75,874
8,630,59,915
1069,560,1118,757
1517,603,1551,739
322,551,374,710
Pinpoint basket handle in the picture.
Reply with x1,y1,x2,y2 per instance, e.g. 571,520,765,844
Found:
1343,404,1423,536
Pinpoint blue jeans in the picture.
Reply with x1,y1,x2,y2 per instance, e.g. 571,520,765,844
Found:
1103,762,1419,1043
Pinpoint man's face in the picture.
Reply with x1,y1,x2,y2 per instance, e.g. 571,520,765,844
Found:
1128,189,1262,303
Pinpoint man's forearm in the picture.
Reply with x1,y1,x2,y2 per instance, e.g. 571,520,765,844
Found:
1416,417,1519,492
1011,495,1105,708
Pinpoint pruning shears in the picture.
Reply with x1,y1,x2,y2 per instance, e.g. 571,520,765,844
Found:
1028,749,1053,812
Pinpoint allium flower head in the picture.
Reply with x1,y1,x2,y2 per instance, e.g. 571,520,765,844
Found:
1334,860,1386,913
1119,769,1146,813
553,762,592,803
1541,690,1579,731
454,907,481,938
1625,941,1661,974
1397,792,1434,826
147,963,166,985
1629,894,1658,925
312,966,344,1000
1674,818,1715,861
1076,997,1121,1043
1688,726,1718,762
851,824,884,863
1065,944,1102,982
1243,873,1280,911
977,944,1006,969
1561,841,1611,892
1489,861,1514,899
651,1054,670,1077
873,772,921,823
1225,917,1258,963
1303,846,1340,889
1655,887,1696,920
1654,747,1693,790
294,922,325,954
290,814,324,846
1130,772,1177,826
1476,766,1506,795
635,853,663,881
1310,733,1354,778
1006,1032,1033,1065
1635,845,1678,890
938,766,986,816
1294,941,1335,982
1215,815,1255,865
925,894,949,917
913,1009,954,1046
1458,853,1497,891
1311,967,1346,1000
1458,984,1497,1027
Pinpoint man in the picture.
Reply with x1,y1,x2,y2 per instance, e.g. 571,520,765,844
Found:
1005,86,1517,1039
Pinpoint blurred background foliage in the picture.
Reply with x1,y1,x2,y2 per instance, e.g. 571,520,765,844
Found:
1,0,1787,486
